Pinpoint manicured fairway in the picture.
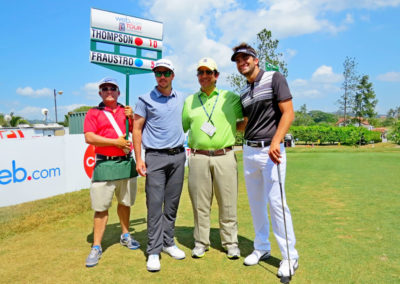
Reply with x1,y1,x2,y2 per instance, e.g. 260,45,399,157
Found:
0,145,399,283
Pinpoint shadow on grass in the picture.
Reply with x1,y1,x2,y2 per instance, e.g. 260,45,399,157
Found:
86,217,147,253
174,226,255,254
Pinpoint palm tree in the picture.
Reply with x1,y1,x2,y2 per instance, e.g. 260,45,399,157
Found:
9,116,29,127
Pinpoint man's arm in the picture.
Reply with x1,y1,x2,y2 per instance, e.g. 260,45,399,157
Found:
132,114,147,176
236,117,248,132
84,132,131,151
268,99,295,164
182,100,190,133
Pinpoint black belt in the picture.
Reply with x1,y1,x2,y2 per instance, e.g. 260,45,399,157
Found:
96,154,131,161
192,146,233,156
245,140,272,147
146,146,185,155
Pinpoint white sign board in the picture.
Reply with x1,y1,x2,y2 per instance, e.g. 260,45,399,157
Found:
91,28,163,51
90,51,156,70
91,8,163,40
0,135,91,207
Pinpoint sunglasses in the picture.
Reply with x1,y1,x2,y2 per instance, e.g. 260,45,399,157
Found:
197,70,214,76
101,86,117,92
154,71,172,77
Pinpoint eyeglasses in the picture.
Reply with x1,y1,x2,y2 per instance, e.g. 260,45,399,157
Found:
154,71,172,77
197,70,214,76
101,86,117,92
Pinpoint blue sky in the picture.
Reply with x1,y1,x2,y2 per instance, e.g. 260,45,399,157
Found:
1,0,399,122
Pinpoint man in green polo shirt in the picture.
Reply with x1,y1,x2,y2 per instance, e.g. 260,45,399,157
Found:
182,57,243,260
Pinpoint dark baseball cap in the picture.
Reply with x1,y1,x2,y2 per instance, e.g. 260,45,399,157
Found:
231,48,257,62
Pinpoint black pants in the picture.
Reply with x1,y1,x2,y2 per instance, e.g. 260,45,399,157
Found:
145,150,186,255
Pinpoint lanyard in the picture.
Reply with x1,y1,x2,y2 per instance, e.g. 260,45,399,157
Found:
198,91,219,124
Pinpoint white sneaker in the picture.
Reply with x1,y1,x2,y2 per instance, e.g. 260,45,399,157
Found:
147,254,160,272
243,250,271,266
162,245,186,260
277,258,299,278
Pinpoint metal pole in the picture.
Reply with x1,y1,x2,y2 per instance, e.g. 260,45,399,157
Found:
125,73,130,140
53,89,58,123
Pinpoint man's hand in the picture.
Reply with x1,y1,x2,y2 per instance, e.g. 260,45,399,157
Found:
115,134,131,152
136,158,147,176
268,142,282,164
124,106,133,119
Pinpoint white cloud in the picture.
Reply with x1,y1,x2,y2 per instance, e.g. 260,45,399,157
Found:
295,89,322,98
285,49,298,61
83,82,99,96
344,13,354,24
290,65,342,99
15,106,43,119
140,0,400,90
16,87,53,97
291,79,308,87
377,71,400,82
311,65,342,83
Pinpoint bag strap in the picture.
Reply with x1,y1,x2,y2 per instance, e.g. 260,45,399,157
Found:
102,110,124,137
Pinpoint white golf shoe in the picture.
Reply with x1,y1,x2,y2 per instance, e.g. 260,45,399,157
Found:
277,258,299,278
147,254,161,272
163,245,186,260
243,250,271,266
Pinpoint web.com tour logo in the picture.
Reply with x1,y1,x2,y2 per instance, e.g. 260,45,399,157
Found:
0,160,61,185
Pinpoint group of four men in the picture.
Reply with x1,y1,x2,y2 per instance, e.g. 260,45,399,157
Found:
83,43,299,278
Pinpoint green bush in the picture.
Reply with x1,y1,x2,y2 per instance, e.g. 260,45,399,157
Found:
290,125,382,146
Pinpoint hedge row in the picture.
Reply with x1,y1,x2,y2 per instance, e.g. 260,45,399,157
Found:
290,125,382,145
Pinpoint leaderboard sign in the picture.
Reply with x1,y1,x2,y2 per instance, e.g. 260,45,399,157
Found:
90,8,163,74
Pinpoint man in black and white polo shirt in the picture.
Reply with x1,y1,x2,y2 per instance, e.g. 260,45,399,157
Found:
231,43,299,278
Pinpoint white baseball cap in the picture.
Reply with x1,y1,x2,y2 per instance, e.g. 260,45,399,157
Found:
98,77,119,88
152,59,175,72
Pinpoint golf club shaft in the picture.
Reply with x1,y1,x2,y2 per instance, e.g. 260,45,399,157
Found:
277,163,291,279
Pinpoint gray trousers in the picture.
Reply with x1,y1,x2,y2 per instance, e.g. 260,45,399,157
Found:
145,150,186,255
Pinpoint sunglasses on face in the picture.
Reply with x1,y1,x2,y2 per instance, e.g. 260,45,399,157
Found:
154,71,172,77
101,86,117,92
197,70,214,76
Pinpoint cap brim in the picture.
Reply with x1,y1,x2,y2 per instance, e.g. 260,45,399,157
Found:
231,50,256,61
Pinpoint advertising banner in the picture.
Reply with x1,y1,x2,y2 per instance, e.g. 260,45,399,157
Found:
0,135,90,207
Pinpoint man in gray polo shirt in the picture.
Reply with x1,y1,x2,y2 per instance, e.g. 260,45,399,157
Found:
133,59,186,272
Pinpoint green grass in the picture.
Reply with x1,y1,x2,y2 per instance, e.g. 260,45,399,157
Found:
0,144,399,283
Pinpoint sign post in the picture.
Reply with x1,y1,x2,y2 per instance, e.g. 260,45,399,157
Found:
90,8,163,137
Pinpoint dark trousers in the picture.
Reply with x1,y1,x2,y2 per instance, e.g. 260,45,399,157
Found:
145,151,186,255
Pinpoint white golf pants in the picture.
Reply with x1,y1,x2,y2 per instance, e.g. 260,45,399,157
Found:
243,144,299,260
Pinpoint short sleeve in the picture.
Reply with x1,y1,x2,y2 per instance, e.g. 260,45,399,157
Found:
83,109,98,133
272,72,292,102
134,97,147,119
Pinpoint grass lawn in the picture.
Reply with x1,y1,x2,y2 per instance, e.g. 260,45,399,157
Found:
0,143,399,283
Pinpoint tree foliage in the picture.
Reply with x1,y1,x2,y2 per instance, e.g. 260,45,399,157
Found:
353,75,377,126
72,106,93,113
338,57,359,126
308,110,337,124
293,104,313,126
383,106,400,126
0,113,29,127
388,121,400,144
228,28,287,92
